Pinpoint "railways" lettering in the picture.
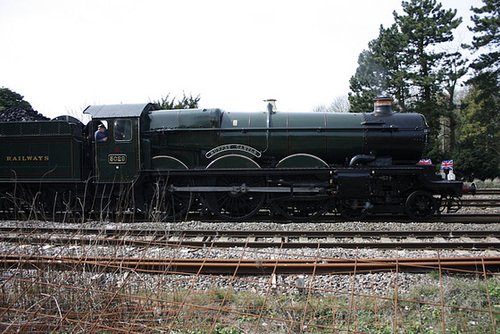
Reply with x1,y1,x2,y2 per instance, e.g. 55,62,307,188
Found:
6,155,50,162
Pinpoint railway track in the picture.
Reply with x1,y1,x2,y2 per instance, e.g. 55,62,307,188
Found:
460,198,500,207
461,189,500,208
2,226,500,249
1,254,499,275
476,188,500,195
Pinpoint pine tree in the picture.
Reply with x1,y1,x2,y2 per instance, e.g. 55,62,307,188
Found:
454,86,499,179
454,0,500,179
0,87,33,111
349,0,465,161
466,0,499,98
394,0,462,106
153,93,201,110
349,24,407,112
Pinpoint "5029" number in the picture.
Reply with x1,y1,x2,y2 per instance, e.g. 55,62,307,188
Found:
108,154,127,164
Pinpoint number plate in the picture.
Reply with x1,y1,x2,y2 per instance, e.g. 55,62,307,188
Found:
108,154,127,164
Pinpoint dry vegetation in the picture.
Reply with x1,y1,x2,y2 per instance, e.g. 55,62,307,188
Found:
0,185,498,332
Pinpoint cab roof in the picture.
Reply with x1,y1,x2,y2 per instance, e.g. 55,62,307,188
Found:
83,103,158,118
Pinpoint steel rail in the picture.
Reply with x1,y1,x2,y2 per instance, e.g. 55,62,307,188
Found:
1,227,500,249
460,198,500,207
475,189,500,195
1,226,500,238
1,254,499,275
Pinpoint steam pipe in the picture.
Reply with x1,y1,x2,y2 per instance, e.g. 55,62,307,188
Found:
349,154,376,166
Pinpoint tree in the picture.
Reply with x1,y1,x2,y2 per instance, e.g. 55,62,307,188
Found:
0,87,33,111
349,49,385,113
466,0,500,99
350,1,463,115
393,0,463,160
313,95,350,113
348,24,407,113
454,0,500,180
394,0,462,106
453,145,498,180
453,87,499,179
349,0,465,162
153,93,200,110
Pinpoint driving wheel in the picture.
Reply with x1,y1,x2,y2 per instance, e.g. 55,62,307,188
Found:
144,176,193,221
336,199,370,221
405,190,436,220
206,175,265,221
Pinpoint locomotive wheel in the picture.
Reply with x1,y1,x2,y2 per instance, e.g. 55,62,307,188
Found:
270,175,330,221
206,175,265,221
144,176,193,221
405,190,436,220
272,196,329,221
336,199,369,221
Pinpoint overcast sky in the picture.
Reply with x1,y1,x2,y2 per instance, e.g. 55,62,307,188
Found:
0,0,484,119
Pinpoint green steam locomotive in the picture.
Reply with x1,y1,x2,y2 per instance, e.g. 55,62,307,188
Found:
0,98,471,221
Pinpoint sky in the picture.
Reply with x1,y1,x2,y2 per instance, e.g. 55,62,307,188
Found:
0,0,484,120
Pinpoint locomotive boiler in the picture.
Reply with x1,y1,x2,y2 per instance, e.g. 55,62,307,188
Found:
0,98,469,221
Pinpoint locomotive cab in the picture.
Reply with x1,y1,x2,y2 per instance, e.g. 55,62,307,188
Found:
83,103,156,183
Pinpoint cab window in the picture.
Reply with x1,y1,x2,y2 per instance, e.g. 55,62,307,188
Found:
114,120,132,141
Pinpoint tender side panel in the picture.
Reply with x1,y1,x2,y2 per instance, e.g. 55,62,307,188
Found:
0,121,82,181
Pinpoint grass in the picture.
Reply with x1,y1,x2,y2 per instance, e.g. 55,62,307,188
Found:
1,270,498,333
1,178,499,332
473,177,500,188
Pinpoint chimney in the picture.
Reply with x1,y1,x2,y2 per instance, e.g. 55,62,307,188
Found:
264,99,277,113
373,97,393,115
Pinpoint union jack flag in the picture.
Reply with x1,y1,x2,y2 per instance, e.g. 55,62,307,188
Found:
418,159,432,165
441,160,454,169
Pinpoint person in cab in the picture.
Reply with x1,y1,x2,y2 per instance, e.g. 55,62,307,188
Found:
95,124,108,142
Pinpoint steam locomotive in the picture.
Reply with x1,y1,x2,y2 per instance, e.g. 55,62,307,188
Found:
0,98,472,221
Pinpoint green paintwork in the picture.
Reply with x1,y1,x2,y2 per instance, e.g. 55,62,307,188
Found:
88,104,426,173
149,109,222,130
206,154,260,169
0,103,428,189
95,118,140,182
219,111,268,150
151,156,188,170
276,153,329,168
0,121,82,181
144,109,365,169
